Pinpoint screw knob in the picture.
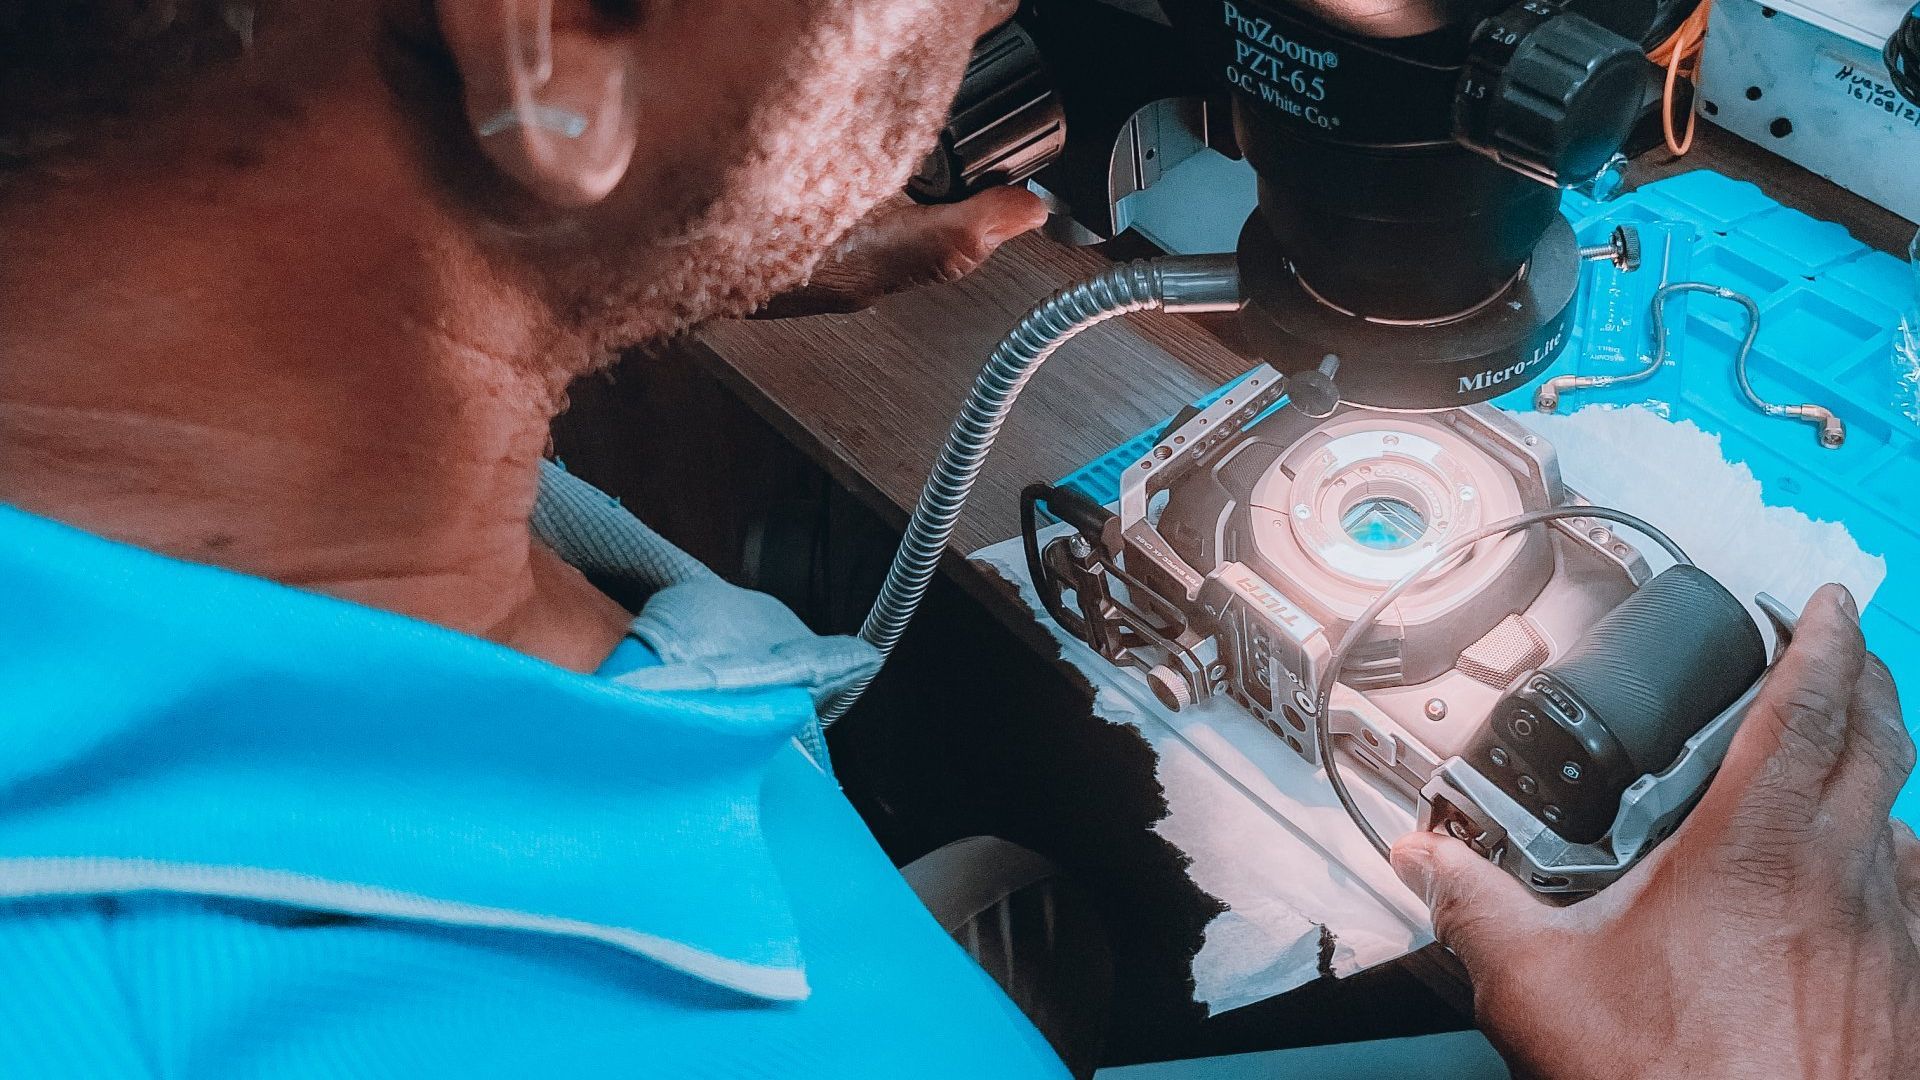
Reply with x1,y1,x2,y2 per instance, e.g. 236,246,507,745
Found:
1146,665,1195,712
1582,225,1642,271
1287,354,1343,419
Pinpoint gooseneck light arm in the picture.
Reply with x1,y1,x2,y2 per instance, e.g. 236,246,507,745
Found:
817,255,1245,725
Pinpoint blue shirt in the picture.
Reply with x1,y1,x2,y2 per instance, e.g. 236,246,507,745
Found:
0,466,1068,1078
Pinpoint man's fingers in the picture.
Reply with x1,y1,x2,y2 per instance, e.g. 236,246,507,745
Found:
1713,584,1867,819
978,0,1021,37
1891,820,1920,935
1392,831,1548,976
862,185,1050,286
760,186,1047,317
753,186,1048,318
1827,652,1912,824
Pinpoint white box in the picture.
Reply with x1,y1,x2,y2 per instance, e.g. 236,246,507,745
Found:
1700,0,1920,222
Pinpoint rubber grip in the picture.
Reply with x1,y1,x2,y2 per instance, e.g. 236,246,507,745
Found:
1547,564,1766,774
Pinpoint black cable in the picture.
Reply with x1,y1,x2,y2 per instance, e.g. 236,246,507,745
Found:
1021,484,1092,637
1888,2,1920,106
1313,505,1691,860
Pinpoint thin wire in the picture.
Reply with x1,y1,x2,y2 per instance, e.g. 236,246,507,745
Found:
1574,279,1702,393
1312,506,1691,860
1708,287,1780,416
1648,0,1711,156
1673,283,1844,445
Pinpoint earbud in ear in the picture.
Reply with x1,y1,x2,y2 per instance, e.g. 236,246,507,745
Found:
440,0,642,208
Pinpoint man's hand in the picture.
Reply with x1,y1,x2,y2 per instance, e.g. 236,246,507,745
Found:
1392,583,1920,1080
753,1,1041,319
754,186,1049,319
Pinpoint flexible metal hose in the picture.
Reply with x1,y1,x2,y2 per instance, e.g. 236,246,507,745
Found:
1536,281,1844,447
817,255,1243,724
1534,280,1696,412
1702,282,1845,448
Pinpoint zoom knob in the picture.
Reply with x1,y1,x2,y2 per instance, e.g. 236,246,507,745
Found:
1454,5,1647,186
907,20,1067,204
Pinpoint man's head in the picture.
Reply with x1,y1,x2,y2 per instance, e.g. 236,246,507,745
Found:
1,0,1004,382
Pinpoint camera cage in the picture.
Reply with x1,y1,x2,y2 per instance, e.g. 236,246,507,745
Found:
1028,363,1787,895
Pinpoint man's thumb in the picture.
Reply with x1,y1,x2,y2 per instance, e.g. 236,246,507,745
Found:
1392,830,1545,971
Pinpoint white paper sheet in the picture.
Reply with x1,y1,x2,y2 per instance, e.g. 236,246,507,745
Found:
1514,406,1887,635
968,404,1886,1015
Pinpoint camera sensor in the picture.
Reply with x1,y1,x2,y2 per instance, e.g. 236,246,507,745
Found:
1340,496,1428,551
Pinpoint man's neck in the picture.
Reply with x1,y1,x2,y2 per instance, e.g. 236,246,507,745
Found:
0,180,635,673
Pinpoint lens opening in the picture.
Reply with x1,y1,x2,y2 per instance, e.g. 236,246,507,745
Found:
1340,495,1428,551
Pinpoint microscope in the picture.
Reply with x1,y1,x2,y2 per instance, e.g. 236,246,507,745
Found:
912,0,1695,408
857,0,1791,897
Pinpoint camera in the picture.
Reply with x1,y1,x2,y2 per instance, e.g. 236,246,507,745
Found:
1024,366,1784,895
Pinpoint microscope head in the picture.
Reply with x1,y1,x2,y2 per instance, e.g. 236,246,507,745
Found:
915,0,1690,410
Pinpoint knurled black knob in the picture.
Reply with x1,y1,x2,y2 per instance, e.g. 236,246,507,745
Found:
907,20,1067,204
1454,6,1647,186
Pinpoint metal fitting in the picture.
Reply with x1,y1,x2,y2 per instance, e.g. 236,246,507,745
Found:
1534,373,1608,413
1775,404,1848,449
1153,254,1246,314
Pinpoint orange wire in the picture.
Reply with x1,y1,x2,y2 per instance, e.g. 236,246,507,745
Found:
1649,1,1712,156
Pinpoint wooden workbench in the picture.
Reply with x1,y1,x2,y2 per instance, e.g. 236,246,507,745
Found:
690,123,1912,602
555,122,1915,1065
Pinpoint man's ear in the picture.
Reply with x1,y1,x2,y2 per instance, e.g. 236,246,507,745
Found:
437,0,641,208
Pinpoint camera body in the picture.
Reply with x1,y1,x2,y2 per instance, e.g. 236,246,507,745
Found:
1030,367,1776,895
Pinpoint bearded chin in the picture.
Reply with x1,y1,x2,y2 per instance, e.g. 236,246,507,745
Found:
543,8,966,375
565,206,848,362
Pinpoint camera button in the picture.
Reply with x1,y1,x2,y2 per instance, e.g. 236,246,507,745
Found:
1541,804,1564,825
1489,746,1510,768
1559,760,1583,784
1517,774,1538,796
1510,712,1537,740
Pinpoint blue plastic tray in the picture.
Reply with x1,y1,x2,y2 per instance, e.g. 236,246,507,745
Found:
1056,171,1920,822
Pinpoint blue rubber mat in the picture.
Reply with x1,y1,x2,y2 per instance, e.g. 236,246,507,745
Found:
1055,170,1920,822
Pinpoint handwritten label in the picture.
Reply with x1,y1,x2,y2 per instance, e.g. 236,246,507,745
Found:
1824,53,1920,128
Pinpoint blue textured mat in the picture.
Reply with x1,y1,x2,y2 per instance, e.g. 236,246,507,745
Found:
1056,170,1920,822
